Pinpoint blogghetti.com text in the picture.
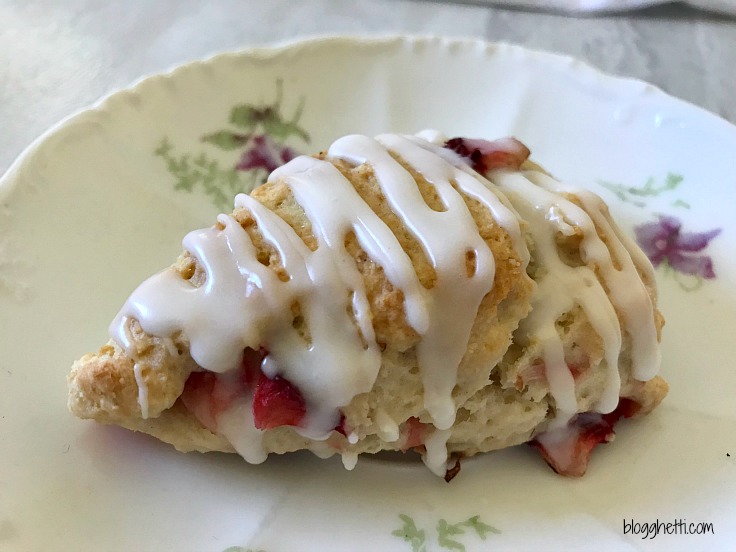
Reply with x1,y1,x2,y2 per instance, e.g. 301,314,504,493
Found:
623,518,715,539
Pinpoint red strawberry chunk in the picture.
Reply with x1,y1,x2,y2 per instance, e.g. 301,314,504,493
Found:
181,347,267,432
182,347,309,432
252,373,306,430
530,398,641,476
181,371,219,432
445,136,531,173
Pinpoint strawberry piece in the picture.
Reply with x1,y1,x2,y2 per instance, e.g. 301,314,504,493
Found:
181,371,219,432
514,361,546,391
183,346,308,432
334,413,349,437
515,360,589,391
401,416,429,451
181,347,267,432
182,346,310,433
567,362,586,380
252,373,306,430
181,371,248,432
445,136,531,173
530,398,641,476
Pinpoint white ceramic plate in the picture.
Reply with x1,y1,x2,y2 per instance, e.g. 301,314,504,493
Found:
1,35,734,552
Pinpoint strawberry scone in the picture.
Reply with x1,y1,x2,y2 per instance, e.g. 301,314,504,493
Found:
68,131,667,480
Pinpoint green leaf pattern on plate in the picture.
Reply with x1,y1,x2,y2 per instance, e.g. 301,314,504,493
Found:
394,514,500,552
393,514,428,552
155,79,310,211
599,172,688,209
222,514,500,552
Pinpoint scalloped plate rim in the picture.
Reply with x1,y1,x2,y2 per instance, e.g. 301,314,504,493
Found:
3,33,735,201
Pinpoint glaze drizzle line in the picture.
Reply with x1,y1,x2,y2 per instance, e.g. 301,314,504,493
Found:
108,132,660,475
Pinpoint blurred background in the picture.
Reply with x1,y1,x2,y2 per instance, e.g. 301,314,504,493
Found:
1,0,734,175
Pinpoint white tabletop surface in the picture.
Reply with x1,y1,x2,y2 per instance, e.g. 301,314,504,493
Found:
1,0,735,176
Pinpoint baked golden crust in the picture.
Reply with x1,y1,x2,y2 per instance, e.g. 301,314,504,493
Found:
68,148,667,472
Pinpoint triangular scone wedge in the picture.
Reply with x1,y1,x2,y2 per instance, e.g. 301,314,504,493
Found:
69,133,666,478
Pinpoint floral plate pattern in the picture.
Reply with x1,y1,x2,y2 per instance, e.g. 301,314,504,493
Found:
1,36,735,552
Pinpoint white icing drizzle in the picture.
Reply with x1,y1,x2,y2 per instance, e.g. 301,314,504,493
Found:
527,172,660,386
269,155,430,335
487,169,659,429
329,134,499,429
422,428,452,477
341,451,359,471
216,396,267,464
132,363,149,419
110,215,273,373
106,130,660,473
375,408,400,442
242,160,390,439
400,133,529,268
309,441,337,459
110,132,521,449
413,129,446,144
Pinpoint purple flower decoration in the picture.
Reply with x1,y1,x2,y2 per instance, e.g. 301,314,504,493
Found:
635,215,721,279
236,134,298,174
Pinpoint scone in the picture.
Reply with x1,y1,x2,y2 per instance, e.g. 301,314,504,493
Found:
68,131,667,479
